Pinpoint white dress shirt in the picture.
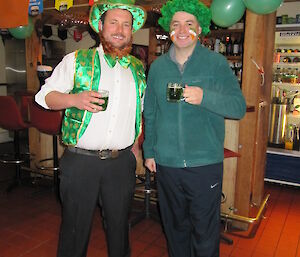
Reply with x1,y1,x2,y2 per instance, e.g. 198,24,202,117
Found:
35,46,137,151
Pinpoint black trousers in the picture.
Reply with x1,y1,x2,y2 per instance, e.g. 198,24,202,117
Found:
57,148,136,257
156,163,223,257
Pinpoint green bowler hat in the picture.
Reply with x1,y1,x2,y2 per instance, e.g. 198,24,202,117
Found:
89,0,147,33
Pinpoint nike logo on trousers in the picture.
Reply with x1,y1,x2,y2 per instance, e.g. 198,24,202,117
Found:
210,183,219,189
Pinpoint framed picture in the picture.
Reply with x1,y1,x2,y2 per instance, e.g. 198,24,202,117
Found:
131,44,148,74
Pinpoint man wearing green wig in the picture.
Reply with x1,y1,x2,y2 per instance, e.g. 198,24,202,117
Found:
35,1,146,256
143,0,246,256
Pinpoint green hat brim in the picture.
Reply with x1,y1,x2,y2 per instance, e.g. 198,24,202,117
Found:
89,2,147,33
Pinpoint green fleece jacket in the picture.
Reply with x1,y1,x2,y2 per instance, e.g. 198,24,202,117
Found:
143,42,246,168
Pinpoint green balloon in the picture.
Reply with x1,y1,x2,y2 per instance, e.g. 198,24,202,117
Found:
243,0,283,15
8,17,34,39
211,0,246,28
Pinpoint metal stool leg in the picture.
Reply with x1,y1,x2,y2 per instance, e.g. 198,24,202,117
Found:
52,135,60,201
130,168,160,227
6,131,24,192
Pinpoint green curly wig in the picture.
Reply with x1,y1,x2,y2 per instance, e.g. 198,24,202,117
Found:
158,0,211,36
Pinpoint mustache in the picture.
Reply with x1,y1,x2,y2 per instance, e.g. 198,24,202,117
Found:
111,33,125,38
99,31,132,59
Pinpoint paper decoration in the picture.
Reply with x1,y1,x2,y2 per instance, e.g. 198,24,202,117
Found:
55,0,73,12
73,29,82,42
28,0,43,16
43,25,53,38
58,28,68,40
0,0,29,28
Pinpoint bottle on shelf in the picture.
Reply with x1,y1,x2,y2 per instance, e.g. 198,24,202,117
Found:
290,68,298,84
281,48,286,54
293,125,299,151
277,67,283,83
274,49,281,63
296,68,300,83
293,56,300,63
219,36,226,55
225,35,232,56
239,35,244,56
233,37,239,56
161,40,165,55
235,61,242,84
214,38,220,53
155,39,162,56
285,124,294,150
228,61,235,75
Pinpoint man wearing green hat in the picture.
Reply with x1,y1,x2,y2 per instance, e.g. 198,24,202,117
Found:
35,1,146,256
143,0,246,256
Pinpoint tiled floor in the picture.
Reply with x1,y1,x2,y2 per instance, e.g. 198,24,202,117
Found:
0,178,299,257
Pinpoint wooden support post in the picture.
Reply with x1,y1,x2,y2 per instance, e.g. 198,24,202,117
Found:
234,10,276,228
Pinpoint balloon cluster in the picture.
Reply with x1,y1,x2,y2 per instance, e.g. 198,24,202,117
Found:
8,17,34,39
211,0,283,28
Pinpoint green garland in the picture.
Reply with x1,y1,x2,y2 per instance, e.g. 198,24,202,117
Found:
158,0,211,36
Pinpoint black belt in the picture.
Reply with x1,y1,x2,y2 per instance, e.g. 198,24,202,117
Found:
67,145,132,160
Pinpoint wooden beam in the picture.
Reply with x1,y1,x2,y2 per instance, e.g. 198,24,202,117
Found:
235,10,276,226
251,12,276,205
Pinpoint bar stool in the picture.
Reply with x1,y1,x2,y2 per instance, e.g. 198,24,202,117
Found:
0,96,31,192
221,148,241,245
28,99,62,199
15,90,36,123
131,123,160,227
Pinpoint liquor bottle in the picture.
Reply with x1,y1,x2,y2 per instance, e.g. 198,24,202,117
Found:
296,68,300,83
290,68,298,84
239,35,244,56
283,57,292,63
161,40,165,55
273,67,281,82
219,36,226,55
155,39,162,56
274,49,281,63
285,124,294,150
225,35,232,56
233,37,239,56
214,38,220,53
293,126,299,151
235,62,242,83
228,61,235,75
277,67,283,83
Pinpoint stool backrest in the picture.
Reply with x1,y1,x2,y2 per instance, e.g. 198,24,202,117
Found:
0,96,28,130
29,100,62,135
14,91,35,123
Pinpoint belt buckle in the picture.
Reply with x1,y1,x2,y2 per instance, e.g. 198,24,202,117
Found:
111,150,119,159
98,150,119,159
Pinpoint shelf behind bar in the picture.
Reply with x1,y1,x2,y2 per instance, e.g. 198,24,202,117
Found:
276,24,300,31
273,63,300,68
272,82,300,91
274,53,300,57
267,146,300,157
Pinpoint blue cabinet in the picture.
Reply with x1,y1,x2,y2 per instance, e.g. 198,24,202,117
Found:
265,147,300,186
